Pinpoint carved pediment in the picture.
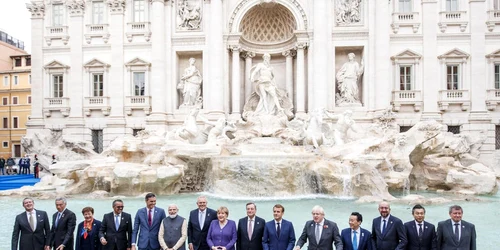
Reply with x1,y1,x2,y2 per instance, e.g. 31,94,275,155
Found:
486,49,500,59
390,49,422,61
438,48,470,59
44,60,69,70
84,59,110,69
125,57,151,71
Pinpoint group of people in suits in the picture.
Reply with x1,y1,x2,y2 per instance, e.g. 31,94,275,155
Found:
12,195,476,250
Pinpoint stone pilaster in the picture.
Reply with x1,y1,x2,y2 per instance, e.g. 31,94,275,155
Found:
230,45,241,114
282,50,296,101
242,51,255,103
296,42,308,114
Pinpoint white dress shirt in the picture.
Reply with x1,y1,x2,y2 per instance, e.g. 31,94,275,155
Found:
26,210,37,230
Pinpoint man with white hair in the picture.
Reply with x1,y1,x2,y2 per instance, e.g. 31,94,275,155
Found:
295,205,343,250
50,197,77,250
159,204,188,250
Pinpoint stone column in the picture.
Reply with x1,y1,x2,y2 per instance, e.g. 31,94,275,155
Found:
421,0,440,120
282,50,295,101
206,0,224,114
230,45,241,114
165,1,173,115
149,0,167,123
296,42,307,114
25,2,45,130
469,0,488,113
374,0,391,109
242,51,255,103
67,1,85,119
312,0,332,110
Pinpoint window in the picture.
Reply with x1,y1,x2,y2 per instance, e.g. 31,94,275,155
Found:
3,76,8,86
133,72,145,96
447,65,459,90
92,73,104,97
2,141,7,148
93,1,105,24
26,57,31,66
13,117,18,129
53,4,64,26
92,130,103,153
27,96,32,104
2,117,8,129
133,0,145,22
14,59,21,67
496,125,500,150
13,76,18,85
12,97,18,105
447,125,460,134
399,0,412,12
29,75,31,84
399,65,413,90
53,74,64,98
495,64,499,89
399,126,413,133
133,129,144,136
446,0,458,11
2,97,7,106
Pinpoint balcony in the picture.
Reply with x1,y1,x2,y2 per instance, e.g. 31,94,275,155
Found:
486,89,500,111
84,96,111,116
126,22,151,42
84,24,110,44
438,11,468,32
391,90,422,112
125,96,151,115
45,26,70,46
438,90,470,111
43,97,70,117
391,12,420,33
486,10,500,32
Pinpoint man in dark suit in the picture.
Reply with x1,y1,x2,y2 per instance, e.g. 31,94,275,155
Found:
50,197,77,250
436,205,476,250
295,205,342,250
371,201,407,250
263,204,296,250
99,199,133,250
187,196,217,250
237,202,266,250
404,204,437,250
131,193,166,250
12,197,51,250
341,212,373,250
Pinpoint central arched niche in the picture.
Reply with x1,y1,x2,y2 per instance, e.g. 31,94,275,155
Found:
239,3,297,52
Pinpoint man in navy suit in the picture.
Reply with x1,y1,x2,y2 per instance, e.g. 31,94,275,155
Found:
341,212,372,250
12,197,51,250
295,205,342,250
404,204,436,250
263,204,296,250
99,199,133,250
371,202,407,250
436,205,476,250
237,202,266,250
187,196,217,250
50,197,77,250
132,193,166,250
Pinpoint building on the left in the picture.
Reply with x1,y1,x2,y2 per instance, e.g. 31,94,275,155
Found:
0,30,31,158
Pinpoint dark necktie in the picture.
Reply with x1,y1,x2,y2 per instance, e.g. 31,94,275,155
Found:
148,209,152,226
454,223,460,241
277,222,281,238
382,219,387,233
55,212,61,228
418,223,423,237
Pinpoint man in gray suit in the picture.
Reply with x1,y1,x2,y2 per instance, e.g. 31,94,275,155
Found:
295,205,343,250
436,205,476,250
12,197,51,250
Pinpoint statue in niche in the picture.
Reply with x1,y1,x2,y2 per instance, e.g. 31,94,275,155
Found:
243,54,294,120
336,52,364,105
336,0,362,25
178,0,201,30
178,58,203,107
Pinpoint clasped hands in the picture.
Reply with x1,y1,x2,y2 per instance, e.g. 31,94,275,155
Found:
211,246,226,250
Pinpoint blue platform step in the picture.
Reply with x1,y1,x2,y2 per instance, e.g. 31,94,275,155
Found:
0,174,40,191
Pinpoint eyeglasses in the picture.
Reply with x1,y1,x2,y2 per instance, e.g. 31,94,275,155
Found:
115,206,124,209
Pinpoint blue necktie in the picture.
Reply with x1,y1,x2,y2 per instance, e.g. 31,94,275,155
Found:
352,230,358,250
382,219,387,233
55,212,61,228
115,214,120,231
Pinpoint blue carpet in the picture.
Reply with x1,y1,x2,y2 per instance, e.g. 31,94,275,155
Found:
0,174,40,190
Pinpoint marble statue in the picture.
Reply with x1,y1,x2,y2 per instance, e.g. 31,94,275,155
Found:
243,54,294,120
178,58,203,107
178,0,201,30
336,0,362,25
336,52,364,105
324,109,358,145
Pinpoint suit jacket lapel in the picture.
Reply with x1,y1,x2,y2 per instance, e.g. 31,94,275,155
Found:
243,217,249,240
383,217,394,237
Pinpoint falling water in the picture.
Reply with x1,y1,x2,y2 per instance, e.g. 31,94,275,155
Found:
342,164,353,197
403,177,411,196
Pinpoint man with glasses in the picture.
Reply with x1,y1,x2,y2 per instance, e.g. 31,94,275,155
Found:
99,199,133,250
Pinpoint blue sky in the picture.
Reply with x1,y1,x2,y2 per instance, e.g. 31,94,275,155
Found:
0,0,32,53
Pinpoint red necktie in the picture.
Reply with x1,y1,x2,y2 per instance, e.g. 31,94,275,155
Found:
148,209,152,226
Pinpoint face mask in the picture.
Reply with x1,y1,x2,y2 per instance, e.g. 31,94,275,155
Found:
169,214,177,219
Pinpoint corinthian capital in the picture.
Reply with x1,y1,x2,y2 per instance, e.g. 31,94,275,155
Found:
26,2,45,18
241,51,256,59
229,45,241,52
67,0,85,16
295,42,308,50
282,50,296,57
107,0,126,14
